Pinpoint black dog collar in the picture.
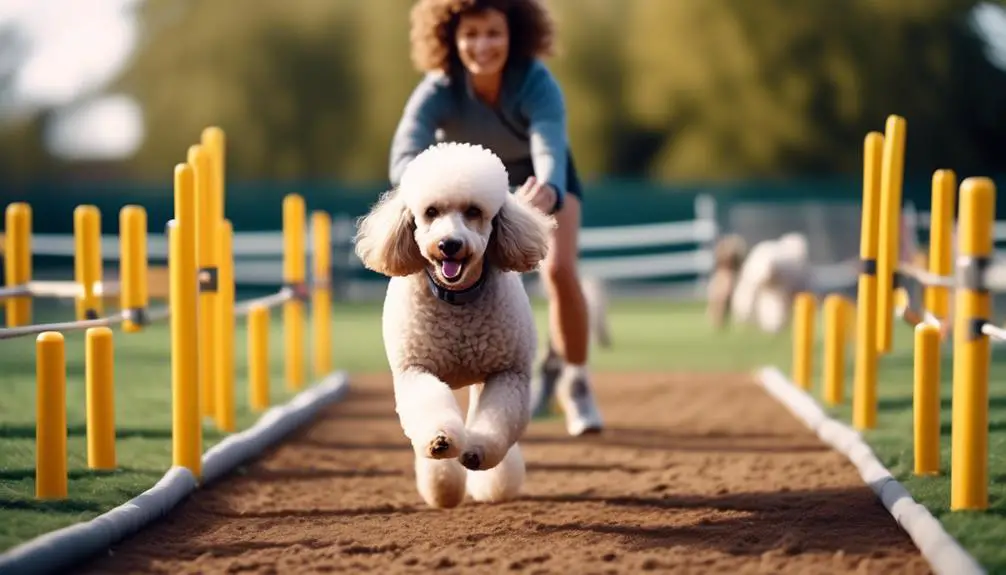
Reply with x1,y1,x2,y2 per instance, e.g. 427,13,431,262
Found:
425,260,490,306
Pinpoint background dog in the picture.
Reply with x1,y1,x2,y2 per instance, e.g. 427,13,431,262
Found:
706,233,748,330
729,232,811,334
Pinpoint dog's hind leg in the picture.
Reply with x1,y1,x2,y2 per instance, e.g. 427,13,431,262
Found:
460,373,529,472
393,369,466,460
466,442,525,503
415,455,467,508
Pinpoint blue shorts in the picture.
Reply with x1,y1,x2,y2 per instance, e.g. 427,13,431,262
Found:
508,150,583,200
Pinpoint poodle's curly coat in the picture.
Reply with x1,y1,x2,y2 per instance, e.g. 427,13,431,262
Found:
354,142,555,508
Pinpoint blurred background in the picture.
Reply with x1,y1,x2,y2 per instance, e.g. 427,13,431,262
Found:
1,0,1005,298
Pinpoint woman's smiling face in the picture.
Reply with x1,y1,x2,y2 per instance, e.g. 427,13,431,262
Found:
455,8,510,79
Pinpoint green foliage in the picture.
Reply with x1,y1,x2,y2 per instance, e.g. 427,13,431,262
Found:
1,0,1004,185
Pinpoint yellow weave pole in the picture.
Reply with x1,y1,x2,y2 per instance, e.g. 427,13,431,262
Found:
853,131,884,430
86,326,116,470
170,164,202,478
842,296,857,347
249,304,270,412
4,202,32,326
950,177,995,511
283,193,307,391
822,294,846,406
36,331,67,499
215,219,236,433
189,144,219,420
311,211,333,377
791,292,816,391
875,115,906,355
73,205,103,320
120,205,149,333
914,322,941,476
926,169,956,322
201,127,226,207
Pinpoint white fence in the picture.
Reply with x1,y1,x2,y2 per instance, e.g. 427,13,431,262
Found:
14,195,721,301
19,197,996,302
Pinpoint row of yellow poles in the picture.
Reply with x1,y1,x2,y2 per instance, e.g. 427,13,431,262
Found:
24,126,336,499
170,129,333,480
789,114,997,512
34,325,117,500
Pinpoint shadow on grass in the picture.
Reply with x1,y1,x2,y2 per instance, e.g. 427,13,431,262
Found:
940,420,1006,436
877,345,1006,372
976,507,1006,519
877,396,1006,412
0,466,164,482
0,423,224,441
0,498,104,513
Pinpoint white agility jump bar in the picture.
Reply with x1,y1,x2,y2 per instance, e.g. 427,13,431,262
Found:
756,366,985,575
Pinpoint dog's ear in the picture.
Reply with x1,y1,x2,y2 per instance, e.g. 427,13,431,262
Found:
487,193,556,273
354,188,425,277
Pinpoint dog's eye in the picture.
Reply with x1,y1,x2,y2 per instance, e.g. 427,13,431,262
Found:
424,206,438,219
464,205,482,219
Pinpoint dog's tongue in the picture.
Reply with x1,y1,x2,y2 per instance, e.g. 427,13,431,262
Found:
441,260,463,279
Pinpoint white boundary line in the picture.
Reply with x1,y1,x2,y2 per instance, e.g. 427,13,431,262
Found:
755,366,986,575
0,371,350,575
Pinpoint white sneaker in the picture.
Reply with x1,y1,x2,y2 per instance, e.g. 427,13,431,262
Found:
555,365,604,436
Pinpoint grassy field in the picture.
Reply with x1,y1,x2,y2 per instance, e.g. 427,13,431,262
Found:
1,295,1004,572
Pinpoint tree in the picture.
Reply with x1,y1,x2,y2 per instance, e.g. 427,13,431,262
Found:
116,0,370,180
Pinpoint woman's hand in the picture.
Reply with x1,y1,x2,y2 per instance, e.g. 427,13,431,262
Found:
515,176,557,214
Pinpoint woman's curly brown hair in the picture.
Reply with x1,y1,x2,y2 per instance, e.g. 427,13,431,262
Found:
409,0,556,74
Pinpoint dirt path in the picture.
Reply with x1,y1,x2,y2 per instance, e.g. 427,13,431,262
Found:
75,372,930,574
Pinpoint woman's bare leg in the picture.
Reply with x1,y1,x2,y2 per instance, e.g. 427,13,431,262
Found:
530,195,603,435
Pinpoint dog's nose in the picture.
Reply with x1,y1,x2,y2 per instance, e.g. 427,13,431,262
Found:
439,238,463,257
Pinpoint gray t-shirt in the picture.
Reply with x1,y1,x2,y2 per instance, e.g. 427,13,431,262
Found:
389,58,570,202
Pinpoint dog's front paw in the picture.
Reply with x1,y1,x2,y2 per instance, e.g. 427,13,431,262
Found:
419,428,464,460
428,432,455,457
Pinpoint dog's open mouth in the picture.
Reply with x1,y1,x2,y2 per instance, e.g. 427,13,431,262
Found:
438,258,467,284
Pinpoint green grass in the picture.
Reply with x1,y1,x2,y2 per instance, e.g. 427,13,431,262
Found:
2,296,1004,573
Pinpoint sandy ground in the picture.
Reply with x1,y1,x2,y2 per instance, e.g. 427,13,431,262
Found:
74,372,931,574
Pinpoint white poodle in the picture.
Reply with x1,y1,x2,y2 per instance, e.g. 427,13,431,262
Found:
353,142,555,509
730,232,811,334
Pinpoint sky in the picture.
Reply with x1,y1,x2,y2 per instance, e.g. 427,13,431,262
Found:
0,0,1005,161
0,0,143,160
1,0,142,107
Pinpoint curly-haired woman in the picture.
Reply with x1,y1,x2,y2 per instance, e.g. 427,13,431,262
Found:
388,0,603,436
